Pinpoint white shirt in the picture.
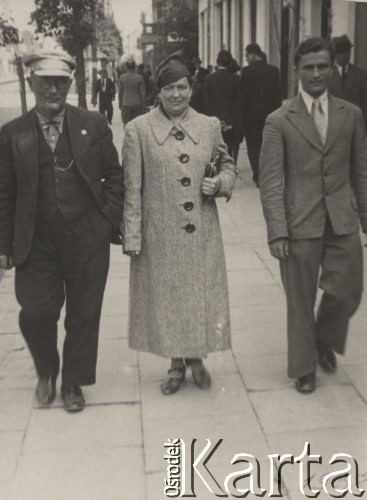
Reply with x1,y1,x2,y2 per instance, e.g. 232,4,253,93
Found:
300,88,329,132
336,63,349,77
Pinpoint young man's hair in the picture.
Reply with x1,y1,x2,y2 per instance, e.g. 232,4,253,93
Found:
294,37,334,67
216,50,233,68
245,43,263,58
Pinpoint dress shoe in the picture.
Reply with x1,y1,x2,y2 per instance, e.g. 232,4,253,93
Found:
61,385,85,412
295,373,316,394
317,342,337,373
36,376,57,406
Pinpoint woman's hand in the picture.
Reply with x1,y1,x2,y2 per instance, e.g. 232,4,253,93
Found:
201,176,221,197
125,250,141,257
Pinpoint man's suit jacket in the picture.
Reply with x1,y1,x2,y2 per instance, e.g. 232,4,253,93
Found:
203,68,241,126
239,61,281,135
93,77,115,104
0,104,123,265
118,72,145,108
328,64,367,131
259,94,367,243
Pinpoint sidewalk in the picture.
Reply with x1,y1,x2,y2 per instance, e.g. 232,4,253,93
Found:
0,106,366,500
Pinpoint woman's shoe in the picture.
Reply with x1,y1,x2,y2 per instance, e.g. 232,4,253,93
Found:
161,366,186,395
189,361,212,390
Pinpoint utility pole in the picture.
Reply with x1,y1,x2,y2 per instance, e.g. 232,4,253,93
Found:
91,0,98,106
15,53,27,115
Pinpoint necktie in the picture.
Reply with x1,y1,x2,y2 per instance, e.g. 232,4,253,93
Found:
341,65,347,81
42,120,61,152
311,98,327,146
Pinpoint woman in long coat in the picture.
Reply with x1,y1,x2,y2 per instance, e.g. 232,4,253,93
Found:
122,56,237,395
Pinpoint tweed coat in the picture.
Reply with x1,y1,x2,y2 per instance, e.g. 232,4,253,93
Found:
122,106,237,358
259,94,367,244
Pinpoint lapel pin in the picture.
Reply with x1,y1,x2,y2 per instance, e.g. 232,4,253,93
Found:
81,129,87,135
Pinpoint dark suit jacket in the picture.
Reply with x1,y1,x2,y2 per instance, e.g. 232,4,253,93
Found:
93,77,115,105
203,68,241,126
328,64,367,131
259,94,367,243
239,61,281,137
0,104,123,265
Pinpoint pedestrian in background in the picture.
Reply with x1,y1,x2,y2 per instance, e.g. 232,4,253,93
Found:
122,54,237,395
203,49,241,161
0,49,123,411
118,59,146,126
92,68,115,124
259,37,367,394
328,34,367,133
238,43,281,187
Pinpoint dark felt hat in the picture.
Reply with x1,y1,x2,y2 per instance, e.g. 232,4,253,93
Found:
155,51,190,90
331,34,353,53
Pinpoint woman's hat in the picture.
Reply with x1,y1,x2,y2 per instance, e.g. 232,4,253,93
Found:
156,51,190,90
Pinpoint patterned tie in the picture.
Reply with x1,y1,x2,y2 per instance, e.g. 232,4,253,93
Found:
311,98,327,146
341,65,347,81
42,120,61,152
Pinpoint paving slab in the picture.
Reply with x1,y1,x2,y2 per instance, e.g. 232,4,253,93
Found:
235,353,350,391
0,389,34,432
340,333,367,365
143,412,270,474
250,385,367,434
229,283,285,307
9,447,145,500
23,404,141,453
141,371,251,422
343,364,367,401
231,325,287,357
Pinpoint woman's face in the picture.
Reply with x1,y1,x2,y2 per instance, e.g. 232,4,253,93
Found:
159,77,192,116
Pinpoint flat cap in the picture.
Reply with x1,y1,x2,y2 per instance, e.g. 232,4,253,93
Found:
23,48,75,77
331,34,353,52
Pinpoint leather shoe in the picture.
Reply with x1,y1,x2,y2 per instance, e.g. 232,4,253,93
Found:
317,342,337,373
36,376,57,406
61,385,85,412
295,373,316,394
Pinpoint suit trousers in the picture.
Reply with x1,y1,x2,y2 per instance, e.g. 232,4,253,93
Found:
244,123,264,182
15,209,111,386
99,99,113,124
279,220,363,379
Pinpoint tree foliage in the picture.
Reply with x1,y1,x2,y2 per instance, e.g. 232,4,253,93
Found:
97,16,123,61
30,0,103,108
156,0,198,59
0,15,19,46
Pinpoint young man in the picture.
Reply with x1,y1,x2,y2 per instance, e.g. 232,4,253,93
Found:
259,38,367,393
118,59,146,125
0,49,123,411
92,68,116,124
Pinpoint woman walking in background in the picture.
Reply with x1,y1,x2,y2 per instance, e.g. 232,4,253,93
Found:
122,54,237,395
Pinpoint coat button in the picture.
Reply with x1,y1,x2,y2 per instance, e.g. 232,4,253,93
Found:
183,201,194,211
175,130,185,141
181,177,191,186
184,223,195,233
179,154,190,163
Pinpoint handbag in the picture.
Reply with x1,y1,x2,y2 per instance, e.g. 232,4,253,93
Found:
204,151,223,178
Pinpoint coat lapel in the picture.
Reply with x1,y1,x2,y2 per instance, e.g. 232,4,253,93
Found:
324,96,348,154
148,106,200,145
286,94,323,152
13,109,39,198
65,104,91,178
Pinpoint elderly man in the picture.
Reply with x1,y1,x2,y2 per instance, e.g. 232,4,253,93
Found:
0,49,123,411
260,38,367,394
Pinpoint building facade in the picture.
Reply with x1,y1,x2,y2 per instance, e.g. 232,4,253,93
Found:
198,0,367,97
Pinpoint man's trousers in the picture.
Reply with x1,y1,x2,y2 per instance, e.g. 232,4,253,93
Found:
15,210,111,386
279,221,363,379
99,100,113,124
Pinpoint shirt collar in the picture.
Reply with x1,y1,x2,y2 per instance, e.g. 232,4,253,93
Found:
300,89,328,115
36,108,66,133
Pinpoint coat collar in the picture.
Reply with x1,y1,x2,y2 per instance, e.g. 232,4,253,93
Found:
147,105,200,145
286,93,348,153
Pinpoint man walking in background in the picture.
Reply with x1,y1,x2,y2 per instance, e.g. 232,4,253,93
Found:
203,50,241,160
259,38,367,394
0,49,123,412
238,43,281,187
328,34,367,133
118,59,146,126
92,68,116,125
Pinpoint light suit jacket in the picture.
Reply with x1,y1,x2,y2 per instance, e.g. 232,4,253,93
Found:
0,104,123,265
259,94,367,243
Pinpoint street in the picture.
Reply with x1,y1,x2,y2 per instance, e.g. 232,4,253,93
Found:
0,101,366,500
